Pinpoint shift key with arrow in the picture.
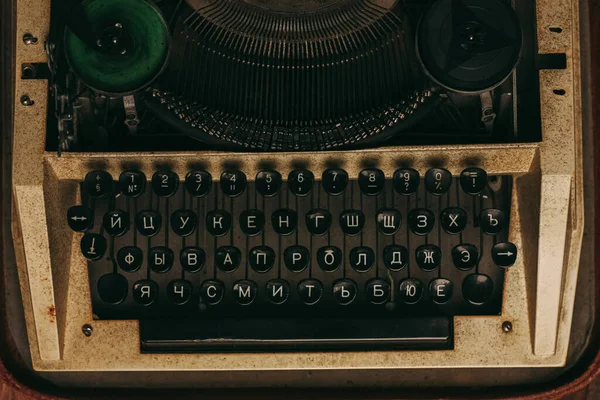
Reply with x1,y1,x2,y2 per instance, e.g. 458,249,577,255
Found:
80,233,107,261
67,205,93,232
492,242,518,268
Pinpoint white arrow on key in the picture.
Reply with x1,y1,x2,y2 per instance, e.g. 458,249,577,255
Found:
88,238,96,255
498,251,514,257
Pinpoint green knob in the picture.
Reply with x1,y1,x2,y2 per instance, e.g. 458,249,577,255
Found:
64,0,170,95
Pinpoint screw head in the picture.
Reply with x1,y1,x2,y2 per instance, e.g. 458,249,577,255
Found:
502,321,513,333
82,324,93,337
23,34,38,45
20,95,34,106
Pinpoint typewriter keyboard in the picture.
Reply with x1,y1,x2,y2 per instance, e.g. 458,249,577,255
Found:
68,166,516,350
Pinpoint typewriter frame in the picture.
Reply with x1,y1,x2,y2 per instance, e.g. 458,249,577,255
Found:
5,0,590,389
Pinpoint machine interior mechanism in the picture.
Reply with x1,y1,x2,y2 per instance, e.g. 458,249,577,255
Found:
4,0,593,391
47,0,539,152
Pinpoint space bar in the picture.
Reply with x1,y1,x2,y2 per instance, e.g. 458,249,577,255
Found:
140,317,452,352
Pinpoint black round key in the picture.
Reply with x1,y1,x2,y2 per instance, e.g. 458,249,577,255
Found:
240,209,265,236
170,209,198,237
135,210,162,237
306,209,332,236
440,207,467,235
167,279,193,305
288,169,314,196
398,278,424,304
322,168,349,196
430,278,453,304
97,274,128,304
332,279,358,305
298,279,323,305
206,210,232,236
132,280,158,306
376,208,402,235
349,247,374,272
256,170,282,197
80,233,107,261
249,246,275,273
383,245,409,271
460,167,488,195
365,279,391,304
84,170,113,198
272,209,297,235
416,245,441,271
463,274,494,305
284,245,310,272
452,244,478,270
266,279,290,305
358,168,385,196
408,208,435,235
480,209,506,235
119,171,146,197
185,170,212,197
67,205,92,232
339,209,365,235
393,168,420,196
148,246,174,273
103,210,130,237
117,246,143,272
492,242,518,268
151,171,179,197
200,280,225,306
215,246,241,272
220,170,247,197
317,246,342,272
233,280,258,305
180,247,206,273
424,168,452,195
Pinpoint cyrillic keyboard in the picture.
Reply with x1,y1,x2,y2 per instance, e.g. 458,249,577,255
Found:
68,166,516,328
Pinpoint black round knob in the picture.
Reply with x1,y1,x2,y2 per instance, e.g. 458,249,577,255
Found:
119,171,146,197
288,169,314,196
462,274,494,305
256,170,282,197
424,168,452,195
84,170,113,198
151,171,179,197
185,170,212,197
460,167,488,195
97,274,128,304
322,168,349,196
393,168,420,195
220,170,247,198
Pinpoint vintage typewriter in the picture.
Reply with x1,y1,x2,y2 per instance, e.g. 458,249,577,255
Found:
5,0,593,390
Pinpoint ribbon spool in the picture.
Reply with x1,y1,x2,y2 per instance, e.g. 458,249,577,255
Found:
417,0,523,94
64,0,170,96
